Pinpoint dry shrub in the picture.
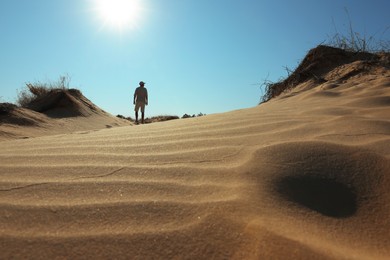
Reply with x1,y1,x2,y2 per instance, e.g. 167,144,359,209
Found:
117,114,134,121
26,83,49,97
260,44,389,103
17,89,35,108
144,115,179,124
17,75,72,107
0,103,17,115
328,8,390,53
259,10,389,103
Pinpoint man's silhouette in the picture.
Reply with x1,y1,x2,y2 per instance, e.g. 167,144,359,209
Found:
133,81,148,124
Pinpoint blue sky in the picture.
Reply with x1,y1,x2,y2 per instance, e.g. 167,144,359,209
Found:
1,0,389,117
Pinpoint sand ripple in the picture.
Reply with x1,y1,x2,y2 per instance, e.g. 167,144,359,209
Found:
1,75,390,259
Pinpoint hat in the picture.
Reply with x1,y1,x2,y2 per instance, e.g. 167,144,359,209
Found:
139,81,145,85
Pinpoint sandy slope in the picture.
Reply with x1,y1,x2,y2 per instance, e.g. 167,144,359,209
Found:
0,89,131,141
1,73,390,257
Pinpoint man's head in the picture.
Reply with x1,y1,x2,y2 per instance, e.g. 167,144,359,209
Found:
139,81,145,87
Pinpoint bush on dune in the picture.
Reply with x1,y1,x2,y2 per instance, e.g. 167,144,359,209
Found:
17,75,76,107
0,103,17,115
144,115,179,124
327,8,390,53
260,16,390,103
182,113,206,119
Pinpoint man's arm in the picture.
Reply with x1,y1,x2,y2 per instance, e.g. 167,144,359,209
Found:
133,89,137,104
145,89,148,105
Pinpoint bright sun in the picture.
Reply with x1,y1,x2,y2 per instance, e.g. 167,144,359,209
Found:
95,0,142,30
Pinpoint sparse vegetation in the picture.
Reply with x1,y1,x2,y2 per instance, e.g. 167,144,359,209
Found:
117,114,180,124
260,11,390,103
117,114,133,121
0,103,17,115
17,75,73,107
182,113,206,119
144,115,179,124
327,8,390,53
182,114,193,119
118,113,206,123
117,113,207,124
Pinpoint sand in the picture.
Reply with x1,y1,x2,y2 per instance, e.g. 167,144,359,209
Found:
1,51,390,259
0,89,131,141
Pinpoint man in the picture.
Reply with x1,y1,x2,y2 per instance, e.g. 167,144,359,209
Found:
133,81,148,124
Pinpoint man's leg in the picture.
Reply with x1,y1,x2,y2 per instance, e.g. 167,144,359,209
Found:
135,102,140,123
141,103,145,124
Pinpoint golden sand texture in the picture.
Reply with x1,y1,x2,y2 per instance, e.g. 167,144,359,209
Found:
1,67,390,258
0,89,131,141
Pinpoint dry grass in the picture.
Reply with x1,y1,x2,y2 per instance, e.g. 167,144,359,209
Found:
260,11,389,103
0,103,17,115
327,8,390,53
17,75,72,107
117,114,180,124
260,45,389,103
144,115,179,124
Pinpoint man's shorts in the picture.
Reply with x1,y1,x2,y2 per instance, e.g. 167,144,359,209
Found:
134,101,146,113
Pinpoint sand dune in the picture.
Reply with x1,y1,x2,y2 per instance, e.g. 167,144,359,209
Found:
0,89,130,141
1,47,390,259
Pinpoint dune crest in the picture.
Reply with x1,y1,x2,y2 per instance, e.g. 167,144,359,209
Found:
26,88,103,118
263,45,390,101
0,89,130,140
1,46,389,259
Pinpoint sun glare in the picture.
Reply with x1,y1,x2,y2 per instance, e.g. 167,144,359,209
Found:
95,0,142,31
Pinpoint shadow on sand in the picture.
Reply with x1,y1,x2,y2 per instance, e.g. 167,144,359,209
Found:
276,175,357,218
